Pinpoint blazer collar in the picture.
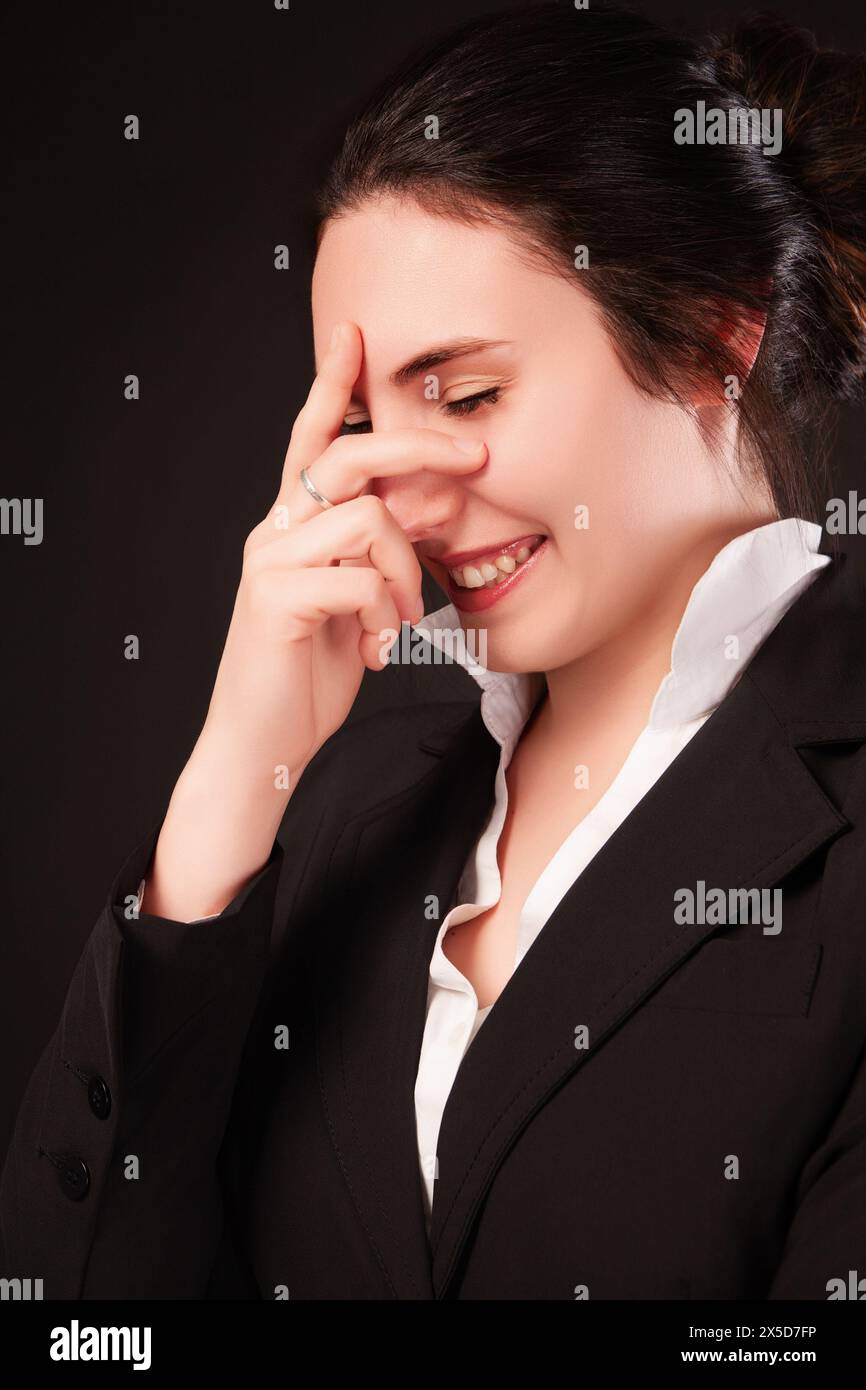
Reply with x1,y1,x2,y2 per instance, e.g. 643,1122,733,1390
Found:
412,517,829,752
314,549,863,1300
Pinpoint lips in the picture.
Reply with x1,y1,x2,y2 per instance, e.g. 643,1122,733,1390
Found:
447,535,545,590
433,532,540,567
438,535,549,613
430,533,543,579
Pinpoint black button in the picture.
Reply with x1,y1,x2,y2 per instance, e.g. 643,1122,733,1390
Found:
57,1155,90,1202
87,1074,111,1120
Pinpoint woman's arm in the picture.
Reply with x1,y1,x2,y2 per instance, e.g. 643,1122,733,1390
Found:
0,826,283,1298
0,322,483,1293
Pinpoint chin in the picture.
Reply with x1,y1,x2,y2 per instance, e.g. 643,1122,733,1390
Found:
463,620,562,677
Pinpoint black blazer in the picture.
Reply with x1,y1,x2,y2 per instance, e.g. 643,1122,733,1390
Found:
2,550,866,1300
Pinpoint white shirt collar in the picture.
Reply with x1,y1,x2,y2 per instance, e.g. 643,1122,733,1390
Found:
412,517,829,752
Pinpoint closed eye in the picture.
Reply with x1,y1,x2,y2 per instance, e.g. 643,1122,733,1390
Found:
340,386,504,435
443,386,501,417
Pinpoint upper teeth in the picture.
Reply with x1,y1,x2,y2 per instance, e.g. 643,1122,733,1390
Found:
450,545,533,589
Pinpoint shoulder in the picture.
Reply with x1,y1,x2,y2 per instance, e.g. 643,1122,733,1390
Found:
744,549,866,735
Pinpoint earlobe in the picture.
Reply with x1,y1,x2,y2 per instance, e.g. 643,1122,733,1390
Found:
735,305,768,382
691,282,771,407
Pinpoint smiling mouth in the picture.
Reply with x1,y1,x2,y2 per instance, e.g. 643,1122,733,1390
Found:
445,535,546,589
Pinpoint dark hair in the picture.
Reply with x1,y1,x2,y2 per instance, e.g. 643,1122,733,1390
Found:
315,1,866,521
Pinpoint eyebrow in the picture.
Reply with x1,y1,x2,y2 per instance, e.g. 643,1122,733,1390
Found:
388,337,513,387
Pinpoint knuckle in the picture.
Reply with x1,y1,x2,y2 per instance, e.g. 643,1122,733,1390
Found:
242,527,263,565
243,543,268,577
317,434,345,466
242,526,278,574
355,492,387,525
359,567,386,602
405,427,432,446
244,566,282,616
406,427,440,452
289,401,313,438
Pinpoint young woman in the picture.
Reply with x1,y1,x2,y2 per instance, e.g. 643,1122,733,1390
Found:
3,2,866,1300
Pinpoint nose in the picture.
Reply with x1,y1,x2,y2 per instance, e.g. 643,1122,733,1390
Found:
370,469,465,543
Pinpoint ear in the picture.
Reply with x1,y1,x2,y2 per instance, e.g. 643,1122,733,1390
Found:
691,281,771,407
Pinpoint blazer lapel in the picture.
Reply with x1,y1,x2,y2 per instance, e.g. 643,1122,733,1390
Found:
312,705,500,1300
314,554,863,1301
427,669,850,1296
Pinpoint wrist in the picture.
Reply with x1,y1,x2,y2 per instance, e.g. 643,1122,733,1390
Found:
142,737,301,922
179,726,308,816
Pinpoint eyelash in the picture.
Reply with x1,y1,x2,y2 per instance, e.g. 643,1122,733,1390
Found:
445,386,502,417
341,386,502,435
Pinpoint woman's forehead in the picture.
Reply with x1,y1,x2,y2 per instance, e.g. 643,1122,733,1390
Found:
311,201,590,373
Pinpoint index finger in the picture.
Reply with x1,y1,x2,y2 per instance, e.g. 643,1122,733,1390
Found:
277,320,363,502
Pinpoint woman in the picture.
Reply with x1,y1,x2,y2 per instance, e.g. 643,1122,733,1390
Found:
3,2,866,1300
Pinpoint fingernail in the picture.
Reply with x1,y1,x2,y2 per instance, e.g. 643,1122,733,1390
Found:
330,322,344,351
453,438,486,455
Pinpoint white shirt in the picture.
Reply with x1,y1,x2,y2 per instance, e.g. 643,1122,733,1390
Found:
410,517,829,1228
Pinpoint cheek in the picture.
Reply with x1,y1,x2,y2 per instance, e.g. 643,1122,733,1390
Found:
500,373,644,543
515,376,687,627
471,383,600,525
538,374,688,552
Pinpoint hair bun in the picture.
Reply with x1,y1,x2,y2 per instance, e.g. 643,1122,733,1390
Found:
712,12,866,399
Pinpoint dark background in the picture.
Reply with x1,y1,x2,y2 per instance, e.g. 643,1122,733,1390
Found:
3,0,866,1157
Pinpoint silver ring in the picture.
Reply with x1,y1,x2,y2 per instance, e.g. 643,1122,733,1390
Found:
300,465,334,510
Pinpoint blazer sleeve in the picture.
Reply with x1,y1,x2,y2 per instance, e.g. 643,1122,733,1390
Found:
0,823,284,1299
767,1039,866,1300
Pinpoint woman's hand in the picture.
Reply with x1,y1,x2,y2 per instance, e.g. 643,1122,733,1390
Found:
141,321,488,921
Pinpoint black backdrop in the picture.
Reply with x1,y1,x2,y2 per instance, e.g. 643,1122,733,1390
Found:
3,0,866,1157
